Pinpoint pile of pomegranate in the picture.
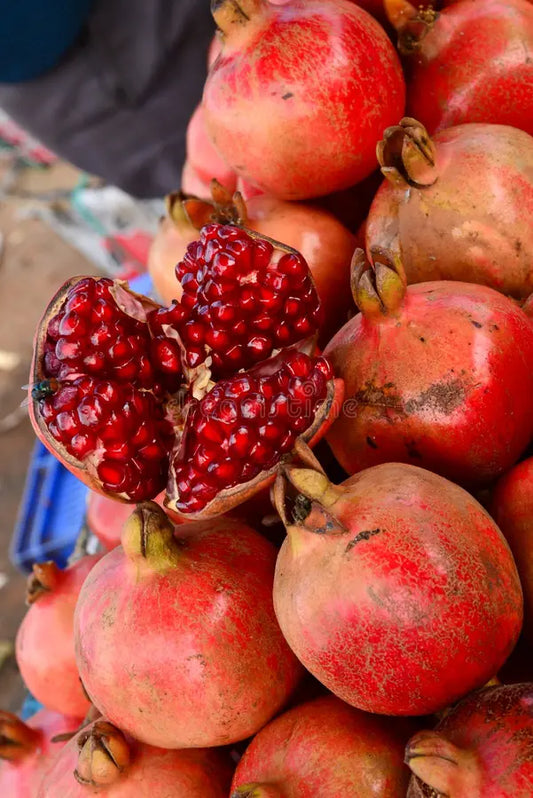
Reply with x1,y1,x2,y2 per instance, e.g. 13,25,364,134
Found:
5,0,533,795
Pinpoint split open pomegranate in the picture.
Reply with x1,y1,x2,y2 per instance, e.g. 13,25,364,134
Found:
29,225,342,518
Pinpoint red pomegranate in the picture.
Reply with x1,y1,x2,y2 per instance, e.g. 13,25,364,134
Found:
324,248,533,486
38,719,233,797
406,683,533,797
231,695,415,796
490,458,533,644
0,709,81,798
272,462,523,716
74,502,303,748
148,183,357,345
386,0,533,135
29,225,343,518
181,160,213,200
185,105,237,195
203,0,405,199
365,119,533,296
16,556,100,717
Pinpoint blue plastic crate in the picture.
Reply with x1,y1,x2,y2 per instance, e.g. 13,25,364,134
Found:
10,441,89,573
10,273,154,574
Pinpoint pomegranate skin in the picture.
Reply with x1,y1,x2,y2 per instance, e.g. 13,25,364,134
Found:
16,556,100,717
86,492,137,550
74,504,303,748
203,0,405,199
366,122,533,297
406,683,533,797
38,720,233,798
149,191,357,346
324,271,533,486
490,458,533,644
402,0,533,136
231,695,415,796
0,710,81,798
273,463,523,716
186,105,237,194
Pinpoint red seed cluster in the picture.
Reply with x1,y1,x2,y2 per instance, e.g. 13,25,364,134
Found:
174,224,323,377
172,352,333,514
41,376,173,501
43,277,182,390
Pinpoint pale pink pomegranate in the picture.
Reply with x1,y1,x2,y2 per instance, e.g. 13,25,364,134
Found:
16,556,100,717
74,503,303,748
38,719,233,797
0,709,81,798
366,119,533,296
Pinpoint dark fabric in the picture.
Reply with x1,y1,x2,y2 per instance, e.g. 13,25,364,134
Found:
0,0,95,82
0,0,215,198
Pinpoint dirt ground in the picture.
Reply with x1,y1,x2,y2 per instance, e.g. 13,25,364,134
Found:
0,160,97,710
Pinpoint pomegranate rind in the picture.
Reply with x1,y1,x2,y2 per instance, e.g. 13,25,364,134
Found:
164,376,344,520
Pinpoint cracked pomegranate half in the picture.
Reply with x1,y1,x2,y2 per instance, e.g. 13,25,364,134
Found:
29,225,343,519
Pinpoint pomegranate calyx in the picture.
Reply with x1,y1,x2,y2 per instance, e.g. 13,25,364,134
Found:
182,179,248,230
406,731,480,796
384,0,438,55
377,118,437,189
211,0,267,36
121,502,180,571
274,467,348,546
351,248,406,318
26,561,62,605
74,721,130,787
0,711,41,761
232,785,284,798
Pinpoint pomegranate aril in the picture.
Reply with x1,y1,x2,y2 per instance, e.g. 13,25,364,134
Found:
98,460,129,490
139,442,166,461
205,329,231,351
56,411,78,437
276,322,292,345
99,415,131,442
259,422,284,442
195,416,226,445
77,396,107,427
248,336,273,361
228,426,254,458
286,353,313,378
44,350,61,376
83,353,106,374
58,311,88,337
225,377,252,398
208,459,241,483
211,301,236,325
279,430,296,453
315,357,334,380
108,338,132,363
92,298,115,322
65,292,91,315
182,321,205,344
47,313,62,339
249,441,274,465
193,444,220,470
284,298,302,318
105,441,132,460
269,393,291,420
262,272,290,293
292,317,314,337
56,338,82,361
212,251,237,278
69,432,96,458
114,360,139,381
241,463,260,482
51,385,79,412
241,393,267,421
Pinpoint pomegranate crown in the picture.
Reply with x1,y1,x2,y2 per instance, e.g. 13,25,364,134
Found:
350,247,407,319
405,730,481,796
377,117,437,189
384,0,439,54
0,711,41,762
74,720,131,787
26,561,62,605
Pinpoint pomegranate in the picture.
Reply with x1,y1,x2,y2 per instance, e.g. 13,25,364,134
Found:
490,458,533,644
406,683,533,797
0,709,81,798
29,225,342,517
86,492,139,550
38,719,233,797
16,556,100,717
148,182,357,345
231,695,415,796
324,248,533,486
74,502,303,748
385,0,533,135
186,105,237,195
203,0,405,199
365,119,533,296
181,160,213,200
272,462,523,715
